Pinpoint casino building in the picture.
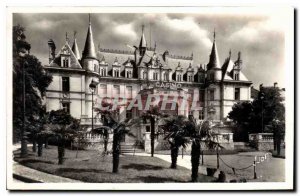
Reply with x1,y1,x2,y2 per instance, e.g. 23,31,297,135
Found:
44,16,252,148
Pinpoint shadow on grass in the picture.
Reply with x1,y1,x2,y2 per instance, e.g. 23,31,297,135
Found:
122,163,164,171
132,175,185,183
55,168,106,174
18,159,54,165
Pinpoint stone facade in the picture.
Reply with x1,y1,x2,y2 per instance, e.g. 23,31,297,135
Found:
44,16,253,151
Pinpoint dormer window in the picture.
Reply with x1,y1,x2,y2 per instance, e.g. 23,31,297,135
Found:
177,74,182,82
126,70,132,78
153,72,159,80
100,68,106,76
234,73,239,80
62,57,69,68
114,69,120,77
164,72,168,81
188,75,193,82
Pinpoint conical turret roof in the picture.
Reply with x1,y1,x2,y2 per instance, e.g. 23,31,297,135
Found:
207,30,221,70
72,32,81,60
82,15,97,59
139,25,147,48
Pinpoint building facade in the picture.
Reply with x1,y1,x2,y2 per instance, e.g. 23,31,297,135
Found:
44,17,252,147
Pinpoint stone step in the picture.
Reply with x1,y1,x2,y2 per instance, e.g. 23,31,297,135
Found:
120,143,144,153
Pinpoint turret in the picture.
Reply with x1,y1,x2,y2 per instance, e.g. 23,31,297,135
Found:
72,31,81,60
233,51,242,80
139,25,147,56
81,14,99,72
206,29,222,82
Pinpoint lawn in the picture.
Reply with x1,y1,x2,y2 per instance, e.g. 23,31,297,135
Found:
14,146,215,183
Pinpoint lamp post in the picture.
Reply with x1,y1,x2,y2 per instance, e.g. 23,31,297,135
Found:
21,61,28,157
260,92,265,133
89,79,98,132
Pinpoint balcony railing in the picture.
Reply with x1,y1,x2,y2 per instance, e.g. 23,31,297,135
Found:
80,117,103,126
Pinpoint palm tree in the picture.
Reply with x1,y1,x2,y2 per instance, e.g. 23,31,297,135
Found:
42,110,80,164
142,106,165,157
93,102,136,173
187,118,221,182
160,115,190,169
160,115,220,181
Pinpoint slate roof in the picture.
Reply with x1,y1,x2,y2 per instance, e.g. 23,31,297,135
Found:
49,42,82,69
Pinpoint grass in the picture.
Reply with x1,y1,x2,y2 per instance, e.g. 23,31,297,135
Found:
14,146,215,183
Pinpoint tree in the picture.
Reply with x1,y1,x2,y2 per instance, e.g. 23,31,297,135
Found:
43,109,80,164
13,25,52,157
160,115,190,169
186,118,220,182
142,106,165,157
228,87,285,135
227,101,254,141
94,102,136,173
266,119,285,155
162,115,219,181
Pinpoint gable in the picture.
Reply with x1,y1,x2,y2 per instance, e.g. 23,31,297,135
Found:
49,43,82,69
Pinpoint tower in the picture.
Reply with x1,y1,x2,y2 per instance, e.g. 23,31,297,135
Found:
81,14,99,72
139,25,147,57
206,29,222,82
72,31,81,60
81,14,100,120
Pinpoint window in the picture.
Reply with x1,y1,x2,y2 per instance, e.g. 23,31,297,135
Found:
209,89,214,100
143,71,147,79
113,85,120,95
114,69,119,77
199,90,205,102
199,110,204,120
62,102,70,113
126,109,133,119
177,74,181,82
62,58,69,68
94,64,98,72
153,72,158,80
164,72,168,81
234,73,239,80
62,77,70,92
126,86,132,98
188,75,193,82
234,88,240,100
100,68,106,76
99,84,107,95
127,70,132,78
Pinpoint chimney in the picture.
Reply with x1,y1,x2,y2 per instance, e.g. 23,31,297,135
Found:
48,39,56,64
259,83,263,90
274,82,278,88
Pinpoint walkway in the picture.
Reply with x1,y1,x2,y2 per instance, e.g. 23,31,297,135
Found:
127,151,285,182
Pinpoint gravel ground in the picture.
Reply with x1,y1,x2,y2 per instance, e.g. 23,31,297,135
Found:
197,151,285,182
